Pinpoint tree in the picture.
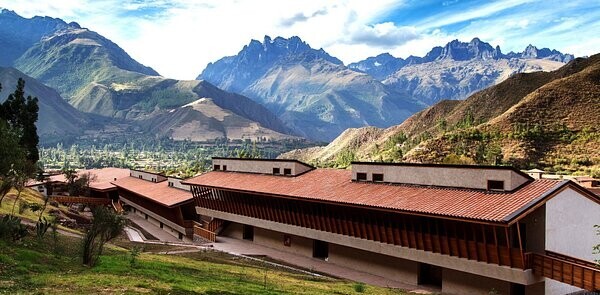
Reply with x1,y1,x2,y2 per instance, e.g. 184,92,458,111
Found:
0,78,39,164
81,206,126,266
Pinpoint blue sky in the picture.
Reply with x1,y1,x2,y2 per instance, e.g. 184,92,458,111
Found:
1,0,598,79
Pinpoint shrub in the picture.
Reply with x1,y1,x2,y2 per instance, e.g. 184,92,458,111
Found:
353,282,366,293
81,206,126,266
0,215,28,242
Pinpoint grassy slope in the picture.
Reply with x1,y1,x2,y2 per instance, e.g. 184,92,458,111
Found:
0,234,408,294
0,190,407,294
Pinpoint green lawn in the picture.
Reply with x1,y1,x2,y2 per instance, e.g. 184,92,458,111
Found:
0,233,409,294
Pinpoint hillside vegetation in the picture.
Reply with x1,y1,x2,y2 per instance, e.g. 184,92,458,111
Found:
281,54,600,176
0,227,407,294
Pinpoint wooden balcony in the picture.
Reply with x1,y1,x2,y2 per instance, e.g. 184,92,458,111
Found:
526,251,600,291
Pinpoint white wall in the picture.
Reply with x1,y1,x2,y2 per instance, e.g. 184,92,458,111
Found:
351,163,530,191
167,177,190,191
545,187,600,294
130,170,167,182
212,159,312,176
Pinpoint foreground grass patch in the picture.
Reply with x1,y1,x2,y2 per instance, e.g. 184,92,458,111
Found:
0,234,408,294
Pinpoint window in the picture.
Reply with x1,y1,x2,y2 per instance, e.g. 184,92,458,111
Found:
487,180,504,191
222,165,227,171
372,173,384,182
356,172,367,181
283,168,292,175
313,240,329,259
283,235,291,247
243,225,254,241
168,182,173,187
213,165,220,171
273,167,281,175
138,175,142,179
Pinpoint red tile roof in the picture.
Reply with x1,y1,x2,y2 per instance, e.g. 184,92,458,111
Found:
27,168,130,191
112,177,192,207
184,169,568,223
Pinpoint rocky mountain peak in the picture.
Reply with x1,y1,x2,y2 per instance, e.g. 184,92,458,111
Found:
438,38,499,61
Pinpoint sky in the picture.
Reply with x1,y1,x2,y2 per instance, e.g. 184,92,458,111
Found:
1,0,598,80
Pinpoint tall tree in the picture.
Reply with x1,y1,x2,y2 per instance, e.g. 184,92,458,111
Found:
0,78,39,164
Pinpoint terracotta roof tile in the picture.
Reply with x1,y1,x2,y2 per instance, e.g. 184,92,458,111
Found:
112,177,192,207
185,169,564,223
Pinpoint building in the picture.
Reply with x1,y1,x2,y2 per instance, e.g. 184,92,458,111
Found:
26,167,130,199
112,170,198,240
183,158,600,295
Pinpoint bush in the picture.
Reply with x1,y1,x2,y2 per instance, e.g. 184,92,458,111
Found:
0,215,28,242
353,282,366,293
81,206,126,266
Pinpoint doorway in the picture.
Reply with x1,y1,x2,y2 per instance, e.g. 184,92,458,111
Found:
418,263,442,287
313,240,329,260
242,225,254,241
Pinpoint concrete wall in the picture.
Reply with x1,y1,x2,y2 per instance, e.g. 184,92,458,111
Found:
200,208,540,285
253,227,314,258
442,268,510,295
212,159,312,176
130,170,167,183
167,177,190,191
351,163,530,191
329,244,419,285
544,187,600,294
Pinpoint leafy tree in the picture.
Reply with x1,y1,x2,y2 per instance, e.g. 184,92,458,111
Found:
81,206,126,266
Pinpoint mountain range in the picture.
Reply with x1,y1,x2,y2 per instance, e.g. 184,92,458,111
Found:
0,9,581,148
198,36,572,140
0,9,295,143
280,54,600,175
198,36,425,141
348,38,572,104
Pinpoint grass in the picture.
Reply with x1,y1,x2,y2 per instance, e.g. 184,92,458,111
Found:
0,188,82,235
0,233,409,294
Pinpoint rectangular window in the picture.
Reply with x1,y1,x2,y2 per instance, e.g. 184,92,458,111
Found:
356,172,367,181
222,165,227,171
487,180,504,191
243,225,254,241
213,165,220,171
139,175,142,179
273,168,280,175
372,173,384,182
313,240,329,259
283,168,292,175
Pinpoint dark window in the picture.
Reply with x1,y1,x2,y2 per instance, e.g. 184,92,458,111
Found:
273,168,280,174
372,173,384,182
243,225,254,241
418,263,442,287
283,168,292,175
222,165,227,171
178,233,183,240
145,214,148,220
283,235,291,247
313,240,329,259
139,175,142,179
356,172,367,181
213,165,220,171
510,283,525,295
488,180,504,191
160,222,164,229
